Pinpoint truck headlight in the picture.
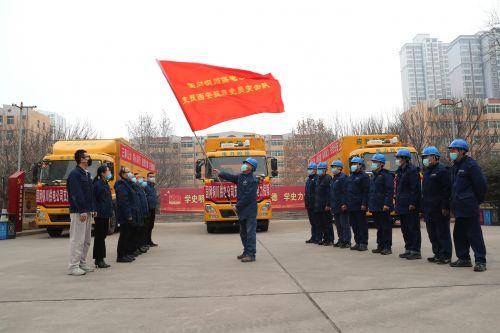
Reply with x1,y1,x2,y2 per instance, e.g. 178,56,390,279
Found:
261,202,271,213
205,205,216,213
36,208,46,220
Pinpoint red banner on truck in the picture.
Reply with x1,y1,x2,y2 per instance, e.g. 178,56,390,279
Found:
120,144,156,171
36,186,69,206
309,139,342,164
160,185,305,213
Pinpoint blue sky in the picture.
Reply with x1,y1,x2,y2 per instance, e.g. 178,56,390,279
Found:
1,0,498,138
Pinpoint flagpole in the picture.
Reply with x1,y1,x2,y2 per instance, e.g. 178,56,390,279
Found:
192,131,238,218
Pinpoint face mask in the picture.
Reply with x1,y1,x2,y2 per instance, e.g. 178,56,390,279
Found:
131,177,137,183
138,178,144,183
105,173,113,180
332,168,340,175
422,158,430,167
371,163,379,171
395,159,401,167
127,172,133,179
148,177,155,183
140,181,147,188
317,169,325,176
307,169,314,176
350,165,358,173
240,164,249,172
450,152,458,161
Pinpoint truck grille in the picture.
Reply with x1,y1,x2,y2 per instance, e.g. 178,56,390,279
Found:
220,210,237,218
49,214,70,222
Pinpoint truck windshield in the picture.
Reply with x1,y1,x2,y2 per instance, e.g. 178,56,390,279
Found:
40,160,102,185
360,152,420,172
206,156,267,178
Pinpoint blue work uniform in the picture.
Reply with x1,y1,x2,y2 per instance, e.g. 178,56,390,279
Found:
368,168,394,251
92,178,113,262
330,172,351,245
395,163,422,254
219,171,259,259
450,156,487,264
346,170,370,246
314,173,334,244
135,185,149,248
115,178,140,258
67,166,95,214
145,182,158,244
305,174,320,243
422,163,452,260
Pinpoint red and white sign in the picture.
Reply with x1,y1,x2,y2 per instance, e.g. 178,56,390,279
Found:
120,144,156,171
7,171,25,232
204,182,271,202
160,185,305,213
309,139,342,164
36,186,69,205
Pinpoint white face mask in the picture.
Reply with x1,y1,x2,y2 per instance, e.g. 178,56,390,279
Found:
332,168,340,175
148,177,156,183
395,159,401,167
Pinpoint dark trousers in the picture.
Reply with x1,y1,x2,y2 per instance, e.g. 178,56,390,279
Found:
400,212,421,252
453,215,486,264
349,211,368,245
239,217,257,257
307,208,319,242
315,211,333,242
147,209,156,244
373,211,392,250
117,222,132,259
334,212,351,244
93,217,109,261
424,212,452,259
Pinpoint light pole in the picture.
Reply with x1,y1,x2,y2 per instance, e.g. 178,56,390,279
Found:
11,102,36,171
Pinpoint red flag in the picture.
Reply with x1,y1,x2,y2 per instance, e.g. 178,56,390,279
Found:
158,60,284,131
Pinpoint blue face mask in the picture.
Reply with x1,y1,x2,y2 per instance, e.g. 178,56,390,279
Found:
395,159,401,167
332,168,340,175
105,173,113,180
422,158,430,167
307,169,314,175
131,177,137,183
450,152,458,161
140,181,147,188
241,164,248,172
317,169,325,176
350,164,358,173
371,163,379,171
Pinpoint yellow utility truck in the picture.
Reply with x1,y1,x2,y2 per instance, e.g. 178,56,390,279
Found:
195,136,278,233
34,139,155,237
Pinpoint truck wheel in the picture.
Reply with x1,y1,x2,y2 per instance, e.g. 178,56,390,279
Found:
207,225,216,233
258,220,269,232
108,217,117,235
47,228,63,238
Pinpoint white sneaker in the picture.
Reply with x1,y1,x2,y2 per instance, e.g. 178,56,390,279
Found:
79,264,95,273
68,267,86,276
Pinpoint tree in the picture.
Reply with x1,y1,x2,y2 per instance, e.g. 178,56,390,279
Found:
127,111,180,188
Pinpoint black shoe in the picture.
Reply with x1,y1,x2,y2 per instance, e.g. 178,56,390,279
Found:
95,260,111,268
148,242,158,247
134,250,142,256
241,255,256,262
305,239,314,244
117,257,133,263
474,262,487,272
125,255,136,261
340,243,351,249
372,248,382,254
318,241,325,245
380,249,392,255
237,253,246,260
323,241,333,246
436,258,451,265
406,252,422,260
450,259,472,267
358,244,368,251
427,256,438,263
350,244,360,251
139,246,148,253
399,251,410,258
333,242,341,247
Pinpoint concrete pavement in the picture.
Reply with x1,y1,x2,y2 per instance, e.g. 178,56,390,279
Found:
0,220,498,333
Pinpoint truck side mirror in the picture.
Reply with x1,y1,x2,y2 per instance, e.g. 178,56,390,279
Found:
32,163,41,183
271,157,278,178
195,159,204,179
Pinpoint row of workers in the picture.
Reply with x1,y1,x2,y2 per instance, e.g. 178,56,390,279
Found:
66,149,158,276
304,139,488,272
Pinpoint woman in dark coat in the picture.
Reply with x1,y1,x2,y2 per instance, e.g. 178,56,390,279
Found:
92,165,113,268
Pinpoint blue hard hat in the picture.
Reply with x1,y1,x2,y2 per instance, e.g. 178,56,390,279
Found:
317,162,328,169
448,139,469,151
396,149,411,158
422,146,441,157
308,162,317,169
371,153,386,163
350,156,364,164
244,157,258,170
331,160,343,168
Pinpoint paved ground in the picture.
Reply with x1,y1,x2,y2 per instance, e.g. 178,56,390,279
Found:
0,220,499,333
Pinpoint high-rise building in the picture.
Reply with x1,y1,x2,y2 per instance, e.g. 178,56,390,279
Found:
400,34,451,110
481,28,500,99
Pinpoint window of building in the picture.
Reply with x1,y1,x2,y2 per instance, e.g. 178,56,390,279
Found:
0,116,3,125
181,153,194,159
271,150,284,157
183,163,193,169
7,116,14,124
37,120,40,128
181,141,194,148
6,130,13,140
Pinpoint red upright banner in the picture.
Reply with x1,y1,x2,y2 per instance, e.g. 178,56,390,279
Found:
158,60,285,131
7,171,25,232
